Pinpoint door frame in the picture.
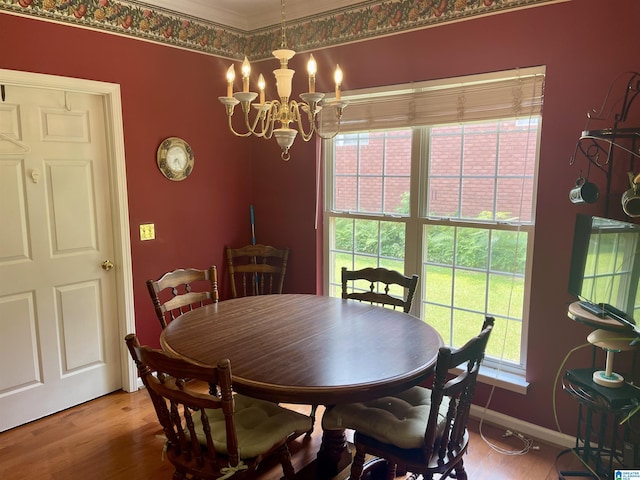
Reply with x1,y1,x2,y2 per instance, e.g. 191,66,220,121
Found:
0,68,137,392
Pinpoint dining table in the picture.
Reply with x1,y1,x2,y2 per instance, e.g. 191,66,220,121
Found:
160,293,443,476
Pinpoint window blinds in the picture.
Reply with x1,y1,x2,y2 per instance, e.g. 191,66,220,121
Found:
320,66,545,133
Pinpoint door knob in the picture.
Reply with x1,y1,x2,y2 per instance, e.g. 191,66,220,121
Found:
101,260,114,271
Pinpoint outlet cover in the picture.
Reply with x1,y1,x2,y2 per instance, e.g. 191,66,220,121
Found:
140,223,155,241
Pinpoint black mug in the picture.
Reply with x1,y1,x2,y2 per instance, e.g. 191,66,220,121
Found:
569,177,598,204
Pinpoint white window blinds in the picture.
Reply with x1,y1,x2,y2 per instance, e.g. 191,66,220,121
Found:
320,66,545,133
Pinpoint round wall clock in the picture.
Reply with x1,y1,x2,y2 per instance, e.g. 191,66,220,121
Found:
156,137,194,181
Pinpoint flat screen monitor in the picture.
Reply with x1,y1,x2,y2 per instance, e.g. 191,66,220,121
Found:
568,214,640,325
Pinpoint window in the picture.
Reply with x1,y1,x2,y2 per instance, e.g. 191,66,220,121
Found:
324,68,544,380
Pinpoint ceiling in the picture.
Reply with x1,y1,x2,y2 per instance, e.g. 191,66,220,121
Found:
138,0,365,31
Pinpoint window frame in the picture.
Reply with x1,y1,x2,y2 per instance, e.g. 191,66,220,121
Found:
322,68,544,389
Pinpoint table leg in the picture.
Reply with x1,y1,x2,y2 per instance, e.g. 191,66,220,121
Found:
316,428,352,478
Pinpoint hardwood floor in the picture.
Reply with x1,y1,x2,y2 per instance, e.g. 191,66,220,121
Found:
0,387,583,480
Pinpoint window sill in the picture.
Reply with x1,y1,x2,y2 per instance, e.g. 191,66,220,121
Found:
452,365,528,394
477,365,529,394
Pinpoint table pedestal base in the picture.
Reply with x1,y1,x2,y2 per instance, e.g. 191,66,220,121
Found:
317,429,353,478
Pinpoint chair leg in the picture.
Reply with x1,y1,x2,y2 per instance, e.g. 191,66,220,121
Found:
349,444,367,480
278,443,296,480
306,404,318,437
452,459,468,480
385,462,397,480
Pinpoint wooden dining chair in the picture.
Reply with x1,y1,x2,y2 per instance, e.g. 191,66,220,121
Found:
146,266,219,329
313,267,419,436
322,316,494,480
225,244,289,298
341,266,419,314
125,334,311,480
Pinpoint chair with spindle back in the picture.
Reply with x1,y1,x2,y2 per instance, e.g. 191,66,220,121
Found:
146,266,219,329
225,245,289,298
322,317,495,480
310,266,420,436
125,334,311,480
341,266,419,314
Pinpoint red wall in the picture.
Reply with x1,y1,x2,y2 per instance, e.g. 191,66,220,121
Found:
1,0,639,434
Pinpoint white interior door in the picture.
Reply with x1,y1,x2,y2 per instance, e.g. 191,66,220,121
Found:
0,85,122,431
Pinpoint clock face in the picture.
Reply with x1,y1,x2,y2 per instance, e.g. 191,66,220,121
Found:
157,137,194,181
167,145,188,172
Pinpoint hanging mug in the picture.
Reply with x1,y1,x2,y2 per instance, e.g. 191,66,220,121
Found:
569,176,599,204
622,172,640,217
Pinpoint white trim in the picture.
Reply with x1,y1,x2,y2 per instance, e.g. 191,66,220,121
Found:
0,68,136,393
467,365,530,395
470,404,575,449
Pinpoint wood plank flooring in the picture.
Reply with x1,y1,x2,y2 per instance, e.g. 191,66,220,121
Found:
0,387,585,480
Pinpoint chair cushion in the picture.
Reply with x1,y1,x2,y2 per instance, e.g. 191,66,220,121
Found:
191,394,311,458
322,386,449,449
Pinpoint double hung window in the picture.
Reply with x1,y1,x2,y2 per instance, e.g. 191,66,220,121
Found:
323,68,544,380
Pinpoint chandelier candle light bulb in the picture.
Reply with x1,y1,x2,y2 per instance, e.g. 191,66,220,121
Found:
307,54,317,93
335,65,343,101
258,74,266,105
226,65,235,98
241,57,251,93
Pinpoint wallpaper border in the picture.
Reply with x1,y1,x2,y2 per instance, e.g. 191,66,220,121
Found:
0,0,565,60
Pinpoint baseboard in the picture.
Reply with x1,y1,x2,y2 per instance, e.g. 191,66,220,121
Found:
470,404,575,449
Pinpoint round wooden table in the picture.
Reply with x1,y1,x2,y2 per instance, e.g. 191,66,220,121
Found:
160,294,443,405
160,294,443,477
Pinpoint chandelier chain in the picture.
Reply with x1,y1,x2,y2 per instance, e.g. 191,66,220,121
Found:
280,0,287,48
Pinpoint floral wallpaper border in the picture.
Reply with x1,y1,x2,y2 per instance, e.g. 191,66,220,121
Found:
0,0,564,60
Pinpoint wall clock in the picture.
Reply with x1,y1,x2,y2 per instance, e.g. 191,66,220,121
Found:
156,137,194,181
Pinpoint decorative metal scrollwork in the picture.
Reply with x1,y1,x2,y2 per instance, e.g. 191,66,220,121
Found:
569,72,640,214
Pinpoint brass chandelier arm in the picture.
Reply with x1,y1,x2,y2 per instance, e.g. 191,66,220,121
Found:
286,101,314,142
223,99,280,139
260,107,276,140
242,104,272,139
226,114,253,138
223,94,348,146
287,99,348,143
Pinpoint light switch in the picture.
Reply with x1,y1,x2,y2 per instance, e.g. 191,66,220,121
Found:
140,223,155,241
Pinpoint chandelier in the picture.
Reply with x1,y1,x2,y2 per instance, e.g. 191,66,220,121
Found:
218,0,348,161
